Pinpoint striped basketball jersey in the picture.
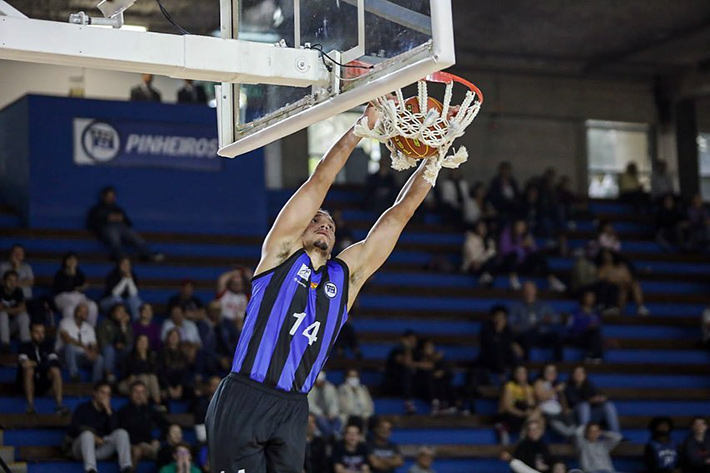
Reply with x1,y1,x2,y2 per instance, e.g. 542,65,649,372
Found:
231,249,350,393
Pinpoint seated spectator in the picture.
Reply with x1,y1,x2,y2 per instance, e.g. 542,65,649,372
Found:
384,330,419,415
509,282,564,361
338,368,374,431
168,280,204,321
133,303,161,351
439,168,471,227
216,273,248,329
461,220,498,286
130,74,162,102
177,79,207,104
17,322,69,414
101,257,143,319
703,303,710,350
56,303,104,382
119,334,162,406
159,443,201,473
533,364,575,439
0,270,30,351
69,381,133,473
97,303,134,383
570,245,619,314
308,371,342,439
368,418,404,473
498,366,541,444
157,424,185,470
501,419,554,473
574,422,623,473
118,380,168,466
644,416,678,473
159,328,194,400
196,302,239,375
335,319,363,359
568,290,604,361
650,160,675,203
488,161,521,220
417,339,456,415
687,193,710,252
192,376,221,444
464,182,496,228
332,423,371,473
0,244,34,299
655,194,689,250
618,161,647,210
679,417,710,473
498,220,566,292
160,304,201,365
87,186,163,262
475,305,521,384
564,366,620,434
409,446,436,473
305,413,329,473
597,249,648,316
53,252,99,326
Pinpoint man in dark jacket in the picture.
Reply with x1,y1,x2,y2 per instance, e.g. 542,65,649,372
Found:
644,416,678,473
17,322,69,414
680,417,710,473
177,80,207,104
70,381,133,473
118,380,168,466
130,74,162,102
86,186,163,262
97,303,134,383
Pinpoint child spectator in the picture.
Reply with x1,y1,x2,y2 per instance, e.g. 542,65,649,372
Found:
384,330,419,415
409,446,437,473
97,303,134,383
498,366,541,444
509,282,564,361
17,322,69,414
118,380,168,466
53,252,99,326
679,417,710,473
574,422,623,473
500,419,554,472
564,366,620,434
0,270,30,351
597,249,649,316
568,290,604,361
308,371,342,439
368,418,404,473
338,368,374,431
120,334,162,406
533,364,575,439
332,424,371,473
498,220,566,291
644,416,678,473
418,339,456,415
461,220,498,286
56,303,104,382
159,328,194,400
0,244,34,299
101,257,143,319
159,443,201,473
133,303,161,351
167,280,205,321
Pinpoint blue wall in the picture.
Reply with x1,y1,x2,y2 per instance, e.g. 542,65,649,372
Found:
0,95,266,235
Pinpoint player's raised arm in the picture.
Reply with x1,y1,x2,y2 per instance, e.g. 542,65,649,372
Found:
338,159,432,309
255,107,378,275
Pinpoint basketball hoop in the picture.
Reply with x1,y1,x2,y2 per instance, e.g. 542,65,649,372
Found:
354,71,483,185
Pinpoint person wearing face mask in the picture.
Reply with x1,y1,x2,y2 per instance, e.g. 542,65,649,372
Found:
338,369,374,432
308,371,342,439
644,417,678,473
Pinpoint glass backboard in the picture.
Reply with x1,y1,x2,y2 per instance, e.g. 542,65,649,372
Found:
217,0,454,158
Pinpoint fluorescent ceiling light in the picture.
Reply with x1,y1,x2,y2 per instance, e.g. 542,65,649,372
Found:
89,24,148,32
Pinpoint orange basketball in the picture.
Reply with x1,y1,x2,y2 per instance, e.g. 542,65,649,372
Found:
390,97,443,158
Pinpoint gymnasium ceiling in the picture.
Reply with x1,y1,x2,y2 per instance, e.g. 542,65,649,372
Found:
7,0,710,80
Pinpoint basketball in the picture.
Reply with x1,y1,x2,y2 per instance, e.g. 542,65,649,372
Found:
390,96,443,159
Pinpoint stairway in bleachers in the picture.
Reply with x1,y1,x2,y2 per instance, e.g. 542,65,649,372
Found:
1,188,709,473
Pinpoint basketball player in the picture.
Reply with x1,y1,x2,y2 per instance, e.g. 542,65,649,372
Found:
206,105,436,473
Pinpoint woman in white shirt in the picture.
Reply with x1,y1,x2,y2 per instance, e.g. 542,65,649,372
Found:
338,368,374,431
461,220,498,286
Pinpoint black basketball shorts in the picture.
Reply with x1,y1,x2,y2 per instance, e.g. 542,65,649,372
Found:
206,372,309,473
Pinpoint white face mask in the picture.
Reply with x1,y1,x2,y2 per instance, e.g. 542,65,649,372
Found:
347,377,360,387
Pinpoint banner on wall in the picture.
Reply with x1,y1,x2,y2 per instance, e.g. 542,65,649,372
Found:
73,118,222,171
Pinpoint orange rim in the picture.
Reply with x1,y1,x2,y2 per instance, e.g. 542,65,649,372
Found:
425,71,484,104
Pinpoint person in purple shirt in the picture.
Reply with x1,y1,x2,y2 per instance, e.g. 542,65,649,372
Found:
568,290,604,362
132,303,161,351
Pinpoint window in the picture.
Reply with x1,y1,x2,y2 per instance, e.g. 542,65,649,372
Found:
586,120,652,198
699,134,710,202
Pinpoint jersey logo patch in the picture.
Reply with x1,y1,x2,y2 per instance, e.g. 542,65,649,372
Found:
324,282,338,298
310,282,318,289
296,263,311,280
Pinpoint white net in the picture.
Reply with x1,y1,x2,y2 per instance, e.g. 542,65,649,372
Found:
354,75,483,185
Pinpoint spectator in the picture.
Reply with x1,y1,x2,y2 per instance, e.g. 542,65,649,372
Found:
216,273,248,329
0,270,30,351
703,303,710,350
439,168,471,227
556,175,578,229
332,423,371,473
56,303,104,382
168,280,205,321
564,366,620,434
101,257,143,319
0,244,34,299
679,417,710,473
409,446,436,473
130,73,162,102
475,305,521,384
368,418,404,473
119,334,162,406
157,425,184,470
177,79,207,104
308,371,342,439
509,282,564,361
338,368,374,431
498,366,541,444
53,252,99,326
69,381,133,473
305,414,329,473
655,194,689,250
464,182,496,228
17,322,69,414
97,303,134,383
87,186,164,262
570,245,619,314
650,160,675,202
417,339,456,415
536,167,565,240
568,290,604,361
488,161,521,219
596,221,623,255
498,220,566,292
118,380,168,466
644,416,678,473
520,184,542,237
618,162,646,210
159,443,201,473
160,304,202,350
533,364,575,439
597,249,649,316
501,419,554,473
334,320,363,359
574,422,623,473
384,330,418,415
687,194,710,252
196,302,239,375
159,328,194,401
461,220,498,286
133,303,161,352
193,376,221,444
